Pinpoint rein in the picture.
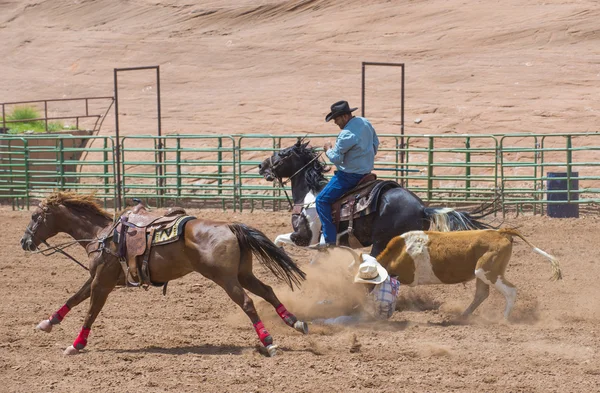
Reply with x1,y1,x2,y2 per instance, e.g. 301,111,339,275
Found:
38,240,90,271
270,152,323,211
24,207,113,272
26,225,91,271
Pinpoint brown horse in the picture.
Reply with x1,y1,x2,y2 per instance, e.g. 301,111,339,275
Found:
20,192,308,356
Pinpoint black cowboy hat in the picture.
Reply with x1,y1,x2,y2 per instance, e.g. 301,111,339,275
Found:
325,100,358,122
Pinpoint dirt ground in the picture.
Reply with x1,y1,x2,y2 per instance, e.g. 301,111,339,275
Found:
2,1,600,392
1,206,599,393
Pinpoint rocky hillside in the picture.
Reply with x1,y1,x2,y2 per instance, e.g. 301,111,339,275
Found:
1,0,599,137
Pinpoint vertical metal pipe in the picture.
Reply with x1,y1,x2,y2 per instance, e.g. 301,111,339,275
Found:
218,137,223,210
58,138,65,190
44,101,49,132
156,67,162,139
566,136,572,202
540,136,546,216
465,138,471,199
156,66,164,206
400,64,405,186
361,62,366,117
103,138,109,199
427,137,434,201
534,139,540,215
23,139,30,209
113,68,122,210
176,137,181,200
232,137,238,212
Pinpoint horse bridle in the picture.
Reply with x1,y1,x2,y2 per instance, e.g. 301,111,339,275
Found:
24,206,46,240
268,149,323,211
25,204,90,271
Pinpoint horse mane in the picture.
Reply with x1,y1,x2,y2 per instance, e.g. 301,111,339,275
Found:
295,144,329,194
43,191,113,220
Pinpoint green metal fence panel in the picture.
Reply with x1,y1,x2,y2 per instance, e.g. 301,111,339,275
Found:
499,133,600,215
236,134,286,212
402,135,500,204
120,135,237,209
0,137,28,209
2,133,600,214
235,134,412,212
0,135,116,209
499,134,543,215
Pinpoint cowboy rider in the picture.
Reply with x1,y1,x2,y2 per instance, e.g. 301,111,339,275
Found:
314,256,400,325
315,100,380,249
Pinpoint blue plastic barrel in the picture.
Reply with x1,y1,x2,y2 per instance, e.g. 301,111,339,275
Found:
547,172,579,218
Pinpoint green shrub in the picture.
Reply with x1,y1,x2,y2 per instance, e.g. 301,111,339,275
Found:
9,106,43,123
1,106,77,134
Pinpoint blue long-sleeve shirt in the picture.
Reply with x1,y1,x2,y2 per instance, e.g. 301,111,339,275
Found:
325,116,379,174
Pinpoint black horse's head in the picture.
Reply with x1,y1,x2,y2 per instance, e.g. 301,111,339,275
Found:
258,138,313,181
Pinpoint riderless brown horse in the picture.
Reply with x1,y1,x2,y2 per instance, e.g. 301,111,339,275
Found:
20,192,308,356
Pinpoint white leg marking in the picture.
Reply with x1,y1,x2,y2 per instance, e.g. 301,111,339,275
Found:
274,233,294,247
401,231,442,285
476,269,517,319
474,268,492,285
303,207,321,246
495,277,517,319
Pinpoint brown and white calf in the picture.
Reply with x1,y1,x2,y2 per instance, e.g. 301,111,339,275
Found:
372,228,562,319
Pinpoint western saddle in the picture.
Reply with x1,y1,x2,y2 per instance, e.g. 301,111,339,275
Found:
330,173,400,247
115,200,190,289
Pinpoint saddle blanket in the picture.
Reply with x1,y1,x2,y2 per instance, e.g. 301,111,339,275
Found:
152,215,196,245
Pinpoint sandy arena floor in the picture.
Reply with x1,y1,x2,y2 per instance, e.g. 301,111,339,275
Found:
2,1,600,392
1,207,599,392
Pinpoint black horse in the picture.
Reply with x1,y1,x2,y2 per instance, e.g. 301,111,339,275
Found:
258,139,494,257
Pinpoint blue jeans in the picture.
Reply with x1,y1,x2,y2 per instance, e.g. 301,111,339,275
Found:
316,171,366,244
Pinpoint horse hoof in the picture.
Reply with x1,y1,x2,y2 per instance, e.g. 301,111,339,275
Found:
294,321,308,335
63,345,79,356
265,344,278,357
36,320,53,333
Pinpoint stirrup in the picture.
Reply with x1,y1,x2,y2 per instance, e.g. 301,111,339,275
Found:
307,243,335,252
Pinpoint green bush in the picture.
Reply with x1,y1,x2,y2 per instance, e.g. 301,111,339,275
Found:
1,106,77,134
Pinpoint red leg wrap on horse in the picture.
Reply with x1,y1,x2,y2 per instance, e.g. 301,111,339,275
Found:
73,327,91,350
253,321,273,347
276,303,298,327
49,304,71,325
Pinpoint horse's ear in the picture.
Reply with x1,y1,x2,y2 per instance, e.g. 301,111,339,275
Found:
295,137,302,147
301,141,310,149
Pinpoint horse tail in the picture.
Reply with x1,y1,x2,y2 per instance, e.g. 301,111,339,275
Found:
499,228,562,281
424,196,502,231
424,207,495,231
228,223,306,290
